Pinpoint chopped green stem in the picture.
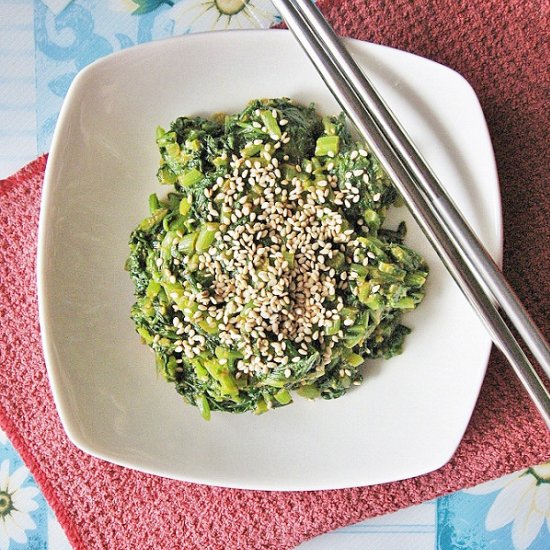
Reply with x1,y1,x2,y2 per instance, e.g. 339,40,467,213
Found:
127,98,428,418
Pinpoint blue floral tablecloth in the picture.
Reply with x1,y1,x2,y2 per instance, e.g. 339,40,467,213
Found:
0,2,548,549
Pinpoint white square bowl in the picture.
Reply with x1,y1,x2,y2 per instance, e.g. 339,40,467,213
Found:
38,30,501,490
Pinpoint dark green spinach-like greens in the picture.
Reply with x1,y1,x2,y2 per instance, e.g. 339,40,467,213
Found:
126,98,428,418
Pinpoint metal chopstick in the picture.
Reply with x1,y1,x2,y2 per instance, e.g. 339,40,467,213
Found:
283,0,550,378
272,0,550,427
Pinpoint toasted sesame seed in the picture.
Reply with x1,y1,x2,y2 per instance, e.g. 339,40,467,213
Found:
149,124,399,379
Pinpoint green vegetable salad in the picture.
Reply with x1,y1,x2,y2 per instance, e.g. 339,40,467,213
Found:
126,98,428,419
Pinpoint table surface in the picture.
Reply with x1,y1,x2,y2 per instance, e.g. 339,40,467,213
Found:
0,2,548,549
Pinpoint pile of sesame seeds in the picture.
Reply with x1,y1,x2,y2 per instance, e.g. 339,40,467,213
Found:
164,119,379,378
127,99,431,417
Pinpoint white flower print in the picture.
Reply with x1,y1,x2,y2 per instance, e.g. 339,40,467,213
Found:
109,0,140,12
168,0,279,33
465,462,550,550
0,431,7,446
0,460,39,550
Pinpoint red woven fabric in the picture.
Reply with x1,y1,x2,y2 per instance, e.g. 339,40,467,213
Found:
1,1,549,548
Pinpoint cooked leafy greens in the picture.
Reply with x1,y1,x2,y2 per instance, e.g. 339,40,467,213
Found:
126,98,428,419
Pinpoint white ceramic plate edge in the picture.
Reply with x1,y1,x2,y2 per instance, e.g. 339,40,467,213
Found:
37,30,502,490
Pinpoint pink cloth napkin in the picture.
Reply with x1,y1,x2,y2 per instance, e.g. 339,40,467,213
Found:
1,0,549,548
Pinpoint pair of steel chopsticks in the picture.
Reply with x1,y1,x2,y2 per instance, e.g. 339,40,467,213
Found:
272,0,550,427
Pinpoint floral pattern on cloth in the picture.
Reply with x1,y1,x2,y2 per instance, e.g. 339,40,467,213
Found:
0,430,56,550
0,460,39,549
34,0,281,151
463,465,550,550
0,428,71,550
436,464,550,550
112,0,279,29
